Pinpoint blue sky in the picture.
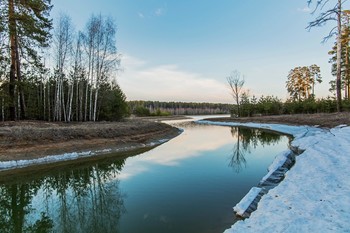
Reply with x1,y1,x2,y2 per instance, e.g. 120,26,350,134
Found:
52,0,344,103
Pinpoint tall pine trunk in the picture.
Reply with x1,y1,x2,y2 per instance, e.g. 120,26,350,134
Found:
8,0,17,121
15,35,26,119
1,97,4,121
336,0,342,111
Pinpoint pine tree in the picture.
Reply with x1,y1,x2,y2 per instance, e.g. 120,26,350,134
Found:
307,0,344,111
286,65,322,101
329,11,350,99
2,0,52,120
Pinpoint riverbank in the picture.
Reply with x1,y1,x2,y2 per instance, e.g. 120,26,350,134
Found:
204,112,350,128
0,119,180,163
202,113,350,233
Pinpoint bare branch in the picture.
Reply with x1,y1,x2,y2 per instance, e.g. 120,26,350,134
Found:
322,26,337,42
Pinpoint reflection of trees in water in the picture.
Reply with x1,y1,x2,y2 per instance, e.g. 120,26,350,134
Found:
229,127,247,173
0,181,53,233
229,127,282,173
0,159,126,233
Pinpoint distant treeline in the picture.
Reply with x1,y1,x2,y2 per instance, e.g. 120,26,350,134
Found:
128,101,232,116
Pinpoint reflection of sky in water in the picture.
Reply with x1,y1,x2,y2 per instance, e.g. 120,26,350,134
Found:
118,121,290,233
0,117,289,233
118,123,234,180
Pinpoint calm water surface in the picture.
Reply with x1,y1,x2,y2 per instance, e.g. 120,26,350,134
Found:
0,117,290,233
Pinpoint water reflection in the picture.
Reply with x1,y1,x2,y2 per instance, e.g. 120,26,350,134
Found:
229,127,283,173
118,122,235,180
0,158,127,233
0,182,52,233
0,121,289,233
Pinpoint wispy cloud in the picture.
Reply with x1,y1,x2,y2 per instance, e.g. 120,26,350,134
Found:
138,12,145,19
118,54,232,103
117,125,233,180
155,7,165,16
298,6,311,13
137,6,166,19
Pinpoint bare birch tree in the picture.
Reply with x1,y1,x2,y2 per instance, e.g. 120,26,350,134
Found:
83,15,98,121
53,13,74,122
83,15,119,121
71,32,84,121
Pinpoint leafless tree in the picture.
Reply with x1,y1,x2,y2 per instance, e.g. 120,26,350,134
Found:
83,15,119,121
229,127,247,173
53,13,74,122
227,70,245,117
307,0,344,111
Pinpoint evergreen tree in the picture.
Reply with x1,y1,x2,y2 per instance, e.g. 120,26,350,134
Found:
2,0,52,120
329,11,350,99
286,65,322,101
307,0,344,111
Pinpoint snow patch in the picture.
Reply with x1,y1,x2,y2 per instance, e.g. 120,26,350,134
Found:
0,151,91,170
260,150,291,184
233,187,263,217
0,137,175,171
198,120,350,233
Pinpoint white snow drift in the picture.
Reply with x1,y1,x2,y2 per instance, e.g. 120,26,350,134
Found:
198,120,350,233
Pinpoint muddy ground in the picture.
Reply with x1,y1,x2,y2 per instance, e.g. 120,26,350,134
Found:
204,112,350,128
0,119,180,161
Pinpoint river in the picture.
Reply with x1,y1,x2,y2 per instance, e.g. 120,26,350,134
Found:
0,116,290,233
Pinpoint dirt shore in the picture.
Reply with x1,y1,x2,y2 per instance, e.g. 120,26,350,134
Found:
0,119,180,162
1,112,348,163
204,112,350,128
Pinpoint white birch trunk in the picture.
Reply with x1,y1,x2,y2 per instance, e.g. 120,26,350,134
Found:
68,82,74,122
75,79,79,121
61,79,67,122
93,87,99,121
47,82,50,121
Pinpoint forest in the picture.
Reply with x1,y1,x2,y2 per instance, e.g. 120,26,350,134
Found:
0,0,128,122
128,101,232,116
1,0,350,122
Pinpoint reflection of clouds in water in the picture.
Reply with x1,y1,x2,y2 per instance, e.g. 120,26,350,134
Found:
118,124,233,180
117,162,149,180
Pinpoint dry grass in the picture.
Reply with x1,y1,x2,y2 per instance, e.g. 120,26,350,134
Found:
0,119,179,161
1,112,347,161
204,112,350,128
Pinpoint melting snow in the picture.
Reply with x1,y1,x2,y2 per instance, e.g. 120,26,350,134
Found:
0,139,170,171
233,187,262,216
198,120,350,233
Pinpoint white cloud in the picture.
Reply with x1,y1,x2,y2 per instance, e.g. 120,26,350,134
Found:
118,54,232,103
121,54,147,68
117,123,233,180
138,12,144,18
297,6,311,13
155,7,165,16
